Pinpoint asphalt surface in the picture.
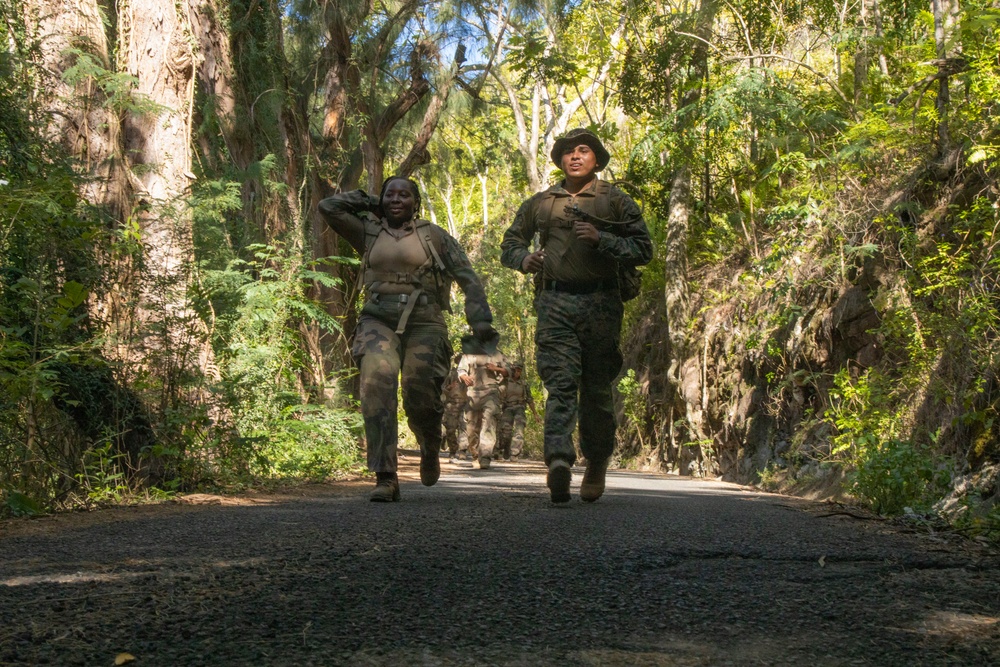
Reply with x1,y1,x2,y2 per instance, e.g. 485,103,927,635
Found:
1,457,999,666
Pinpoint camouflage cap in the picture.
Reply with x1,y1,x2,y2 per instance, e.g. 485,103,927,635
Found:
550,128,610,171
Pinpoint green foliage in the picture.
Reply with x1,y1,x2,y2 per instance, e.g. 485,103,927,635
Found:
61,48,164,116
851,437,952,515
617,369,647,450
4,490,44,517
196,239,363,483
5,0,1000,525
507,29,579,87
76,441,130,506
0,0,41,176
0,167,109,514
952,497,1000,545
827,368,954,514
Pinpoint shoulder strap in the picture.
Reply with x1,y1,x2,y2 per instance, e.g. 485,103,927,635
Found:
594,180,613,221
358,223,384,292
537,191,560,249
414,219,446,271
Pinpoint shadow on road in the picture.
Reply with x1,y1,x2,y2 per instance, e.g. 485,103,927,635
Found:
2,456,998,666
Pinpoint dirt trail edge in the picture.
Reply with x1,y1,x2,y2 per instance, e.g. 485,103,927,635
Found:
2,458,999,666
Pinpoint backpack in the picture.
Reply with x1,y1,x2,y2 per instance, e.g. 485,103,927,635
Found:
536,180,643,301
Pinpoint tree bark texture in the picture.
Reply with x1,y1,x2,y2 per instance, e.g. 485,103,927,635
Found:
119,0,216,391
189,2,251,171
25,0,129,215
931,0,960,156
661,0,718,475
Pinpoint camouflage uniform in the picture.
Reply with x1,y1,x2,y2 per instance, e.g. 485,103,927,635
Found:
319,190,493,474
500,178,652,466
457,351,507,464
497,367,534,460
441,365,468,457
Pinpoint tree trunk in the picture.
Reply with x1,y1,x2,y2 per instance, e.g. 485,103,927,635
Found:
120,0,215,400
854,0,870,106
26,0,129,216
872,0,890,76
931,0,960,156
662,0,718,475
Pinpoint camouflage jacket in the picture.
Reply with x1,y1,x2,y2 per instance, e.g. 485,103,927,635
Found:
500,178,652,283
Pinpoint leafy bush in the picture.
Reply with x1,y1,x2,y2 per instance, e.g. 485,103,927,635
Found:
852,438,953,515
197,240,364,483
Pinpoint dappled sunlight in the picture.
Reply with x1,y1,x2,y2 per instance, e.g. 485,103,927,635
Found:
909,610,1000,639
0,557,270,588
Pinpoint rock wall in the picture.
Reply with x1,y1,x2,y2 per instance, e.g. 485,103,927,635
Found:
619,247,886,487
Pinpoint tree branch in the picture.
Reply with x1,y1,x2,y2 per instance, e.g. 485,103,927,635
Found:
889,58,969,106
372,41,432,143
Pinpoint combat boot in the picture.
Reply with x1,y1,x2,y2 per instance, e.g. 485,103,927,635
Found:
547,459,572,504
580,458,609,503
370,472,400,502
479,456,491,470
420,451,441,486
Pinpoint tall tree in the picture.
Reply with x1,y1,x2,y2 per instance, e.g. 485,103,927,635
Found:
490,0,626,192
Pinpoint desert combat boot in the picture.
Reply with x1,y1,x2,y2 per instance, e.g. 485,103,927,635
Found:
579,458,609,502
370,472,401,502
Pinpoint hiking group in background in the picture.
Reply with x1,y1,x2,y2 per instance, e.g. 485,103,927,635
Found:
323,128,650,504
496,360,537,462
456,349,508,469
441,355,469,462
440,353,539,468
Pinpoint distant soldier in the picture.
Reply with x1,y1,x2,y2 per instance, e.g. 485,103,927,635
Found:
457,350,508,469
441,354,468,461
497,361,537,461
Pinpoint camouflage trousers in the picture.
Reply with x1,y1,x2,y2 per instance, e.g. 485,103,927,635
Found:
442,403,466,455
534,288,623,466
497,405,527,459
352,302,451,473
461,389,500,461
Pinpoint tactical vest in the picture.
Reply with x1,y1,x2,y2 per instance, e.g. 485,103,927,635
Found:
359,219,453,333
535,180,643,301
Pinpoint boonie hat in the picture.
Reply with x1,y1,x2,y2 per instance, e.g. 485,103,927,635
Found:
550,128,610,171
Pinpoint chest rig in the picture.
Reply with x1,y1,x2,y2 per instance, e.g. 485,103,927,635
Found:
359,219,451,334
533,180,642,301
536,180,614,249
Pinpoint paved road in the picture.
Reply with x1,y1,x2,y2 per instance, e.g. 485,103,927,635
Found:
1,458,999,666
